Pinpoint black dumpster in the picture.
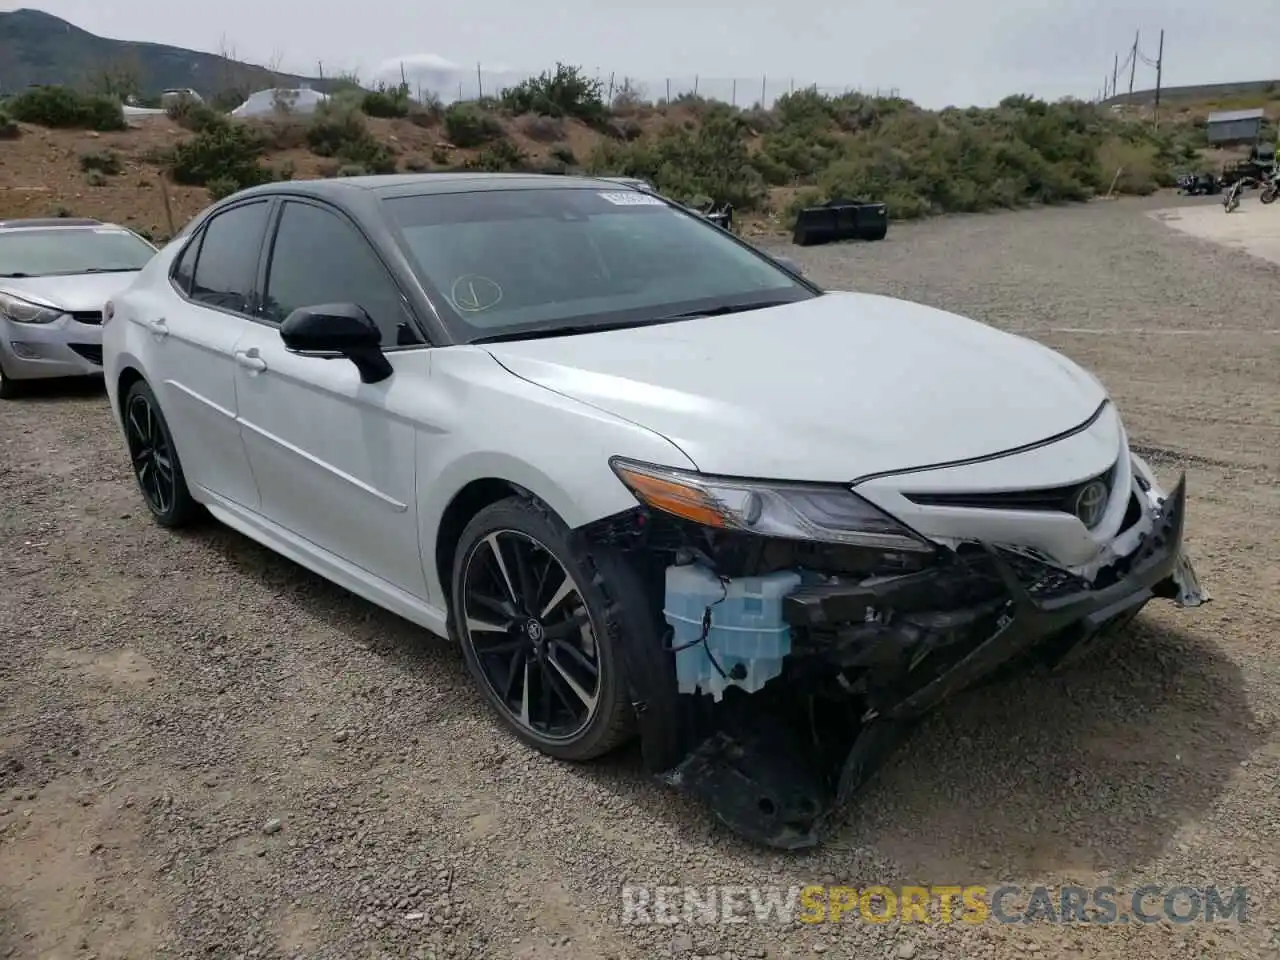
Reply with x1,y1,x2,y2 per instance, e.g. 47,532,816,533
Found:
792,198,888,246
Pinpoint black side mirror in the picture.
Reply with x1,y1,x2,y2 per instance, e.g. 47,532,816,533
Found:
279,303,392,384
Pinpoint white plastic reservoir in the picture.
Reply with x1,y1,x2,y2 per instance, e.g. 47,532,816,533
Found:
663,563,801,701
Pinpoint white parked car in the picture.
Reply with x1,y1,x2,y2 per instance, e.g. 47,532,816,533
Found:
0,218,157,398
102,174,1207,849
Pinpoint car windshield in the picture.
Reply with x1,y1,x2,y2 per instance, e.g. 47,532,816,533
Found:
383,186,815,341
0,227,155,278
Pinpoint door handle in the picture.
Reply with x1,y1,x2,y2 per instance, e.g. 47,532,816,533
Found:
234,348,267,373
147,317,169,339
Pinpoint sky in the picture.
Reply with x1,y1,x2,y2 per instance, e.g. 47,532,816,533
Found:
21,0,1276,108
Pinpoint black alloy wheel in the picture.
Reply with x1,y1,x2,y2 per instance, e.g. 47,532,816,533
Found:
122,379,198,527
452,498,637,761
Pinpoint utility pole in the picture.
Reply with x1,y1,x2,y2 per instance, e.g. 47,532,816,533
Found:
476,63,483,100
1153,29,1165,129
1112,53,1119,100
1127,29,1139,100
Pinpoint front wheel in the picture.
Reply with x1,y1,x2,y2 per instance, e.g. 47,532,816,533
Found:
122,379,199,527
1261,185,1278,204
451,497,640,761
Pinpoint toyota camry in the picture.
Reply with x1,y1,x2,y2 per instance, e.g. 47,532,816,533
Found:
101,174,1207,848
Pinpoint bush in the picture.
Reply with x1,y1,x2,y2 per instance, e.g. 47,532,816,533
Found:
206,176,239,201
517,113,566,143
305,102,396,173
78,149,123,175
168,120,272,190
362,82,411,119
7,86,126,131
499,63,606,122
84,170,108,187
549,142,577,165
443,102,505,147
464,138,528,172
166,100,223,133
0,108,21,140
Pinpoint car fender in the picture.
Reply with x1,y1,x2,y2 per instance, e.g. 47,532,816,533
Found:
415,347,698,609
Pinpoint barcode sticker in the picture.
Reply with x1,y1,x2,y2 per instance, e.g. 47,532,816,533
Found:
597,191,663,206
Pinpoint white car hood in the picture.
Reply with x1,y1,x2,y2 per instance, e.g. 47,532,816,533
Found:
484,292,1107,482
0,272,140,313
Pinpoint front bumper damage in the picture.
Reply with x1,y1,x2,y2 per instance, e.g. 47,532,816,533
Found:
654,474,1207,850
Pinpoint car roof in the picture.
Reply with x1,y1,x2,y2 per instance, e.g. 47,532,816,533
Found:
234,172,642,203
0,217,106,230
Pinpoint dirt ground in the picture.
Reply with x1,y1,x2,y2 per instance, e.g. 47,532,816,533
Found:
1,196,1278,960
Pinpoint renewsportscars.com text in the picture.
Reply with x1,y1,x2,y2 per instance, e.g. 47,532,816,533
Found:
620,884,1250,926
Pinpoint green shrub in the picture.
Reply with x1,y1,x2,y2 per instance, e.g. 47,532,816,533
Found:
305,102,396,173
206,176,239,201
84,170,108,187
78,149,123,175
337,164,368,177
166,100,223,133
549,142,577,165
0,108,21,140
168,122,272,190
7,86,126,131
443,102,505,147
499,63,606,122
464,138,528,172
362,82,411,118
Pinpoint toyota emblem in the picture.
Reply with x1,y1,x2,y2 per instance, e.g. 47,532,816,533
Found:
1073,481,1109,528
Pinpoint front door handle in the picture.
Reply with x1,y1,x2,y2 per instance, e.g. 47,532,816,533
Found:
234,348,267,373
147,317,169,339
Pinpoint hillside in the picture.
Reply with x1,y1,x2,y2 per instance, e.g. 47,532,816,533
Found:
0,60,1261,244
1105,78,1280,108
0,8,337,100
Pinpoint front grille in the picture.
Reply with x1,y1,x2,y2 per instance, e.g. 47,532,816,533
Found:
904,461,1118,523
67,343,103,366
69,310,103,325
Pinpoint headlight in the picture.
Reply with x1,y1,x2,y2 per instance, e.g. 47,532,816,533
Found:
609,457,934,553
0,292,62,325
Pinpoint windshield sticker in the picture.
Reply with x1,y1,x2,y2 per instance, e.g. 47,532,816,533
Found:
597,191,664,206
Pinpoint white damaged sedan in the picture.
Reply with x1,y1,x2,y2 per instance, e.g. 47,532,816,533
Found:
102,174,1207,848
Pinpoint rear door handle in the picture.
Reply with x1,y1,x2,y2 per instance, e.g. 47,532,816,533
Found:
234,348,267,373
147,317,169,339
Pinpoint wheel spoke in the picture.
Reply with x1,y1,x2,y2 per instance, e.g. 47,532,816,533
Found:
509,536,538,612
539,572,578,620
546,650,599,711
550,637,598,677
500,647,526,702
543,610,590,641
465,616,509,634
484,534,520,607
469,590,515,621
472,637,527,657
537,658,554,729
127,407,148,444
517,657,531,726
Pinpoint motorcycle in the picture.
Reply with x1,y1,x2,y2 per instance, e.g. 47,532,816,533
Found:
1260,169,1278,205
1224,176,1253,213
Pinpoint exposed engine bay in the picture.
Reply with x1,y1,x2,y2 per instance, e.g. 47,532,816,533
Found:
579,465,1208,850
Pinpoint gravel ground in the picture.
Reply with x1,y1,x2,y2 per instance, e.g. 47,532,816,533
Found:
2,196,1278,960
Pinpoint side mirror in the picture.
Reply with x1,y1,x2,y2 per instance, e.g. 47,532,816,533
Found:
279,303,392,384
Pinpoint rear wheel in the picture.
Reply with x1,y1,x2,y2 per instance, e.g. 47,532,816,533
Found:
122,379,199,527
451,497,640,761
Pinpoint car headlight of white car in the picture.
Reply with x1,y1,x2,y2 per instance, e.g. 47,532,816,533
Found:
609,457,934,553
0,292,62,324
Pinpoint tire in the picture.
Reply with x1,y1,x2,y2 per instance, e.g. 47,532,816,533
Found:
121,379,199,527
0,360,24,400
451,496,674,764
1261,186,1277,205
862,223,888,242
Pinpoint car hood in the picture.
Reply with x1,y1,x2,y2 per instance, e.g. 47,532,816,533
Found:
0,272,140,312
483,291,1108,482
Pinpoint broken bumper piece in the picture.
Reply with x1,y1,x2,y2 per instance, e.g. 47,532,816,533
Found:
658,474,1207,851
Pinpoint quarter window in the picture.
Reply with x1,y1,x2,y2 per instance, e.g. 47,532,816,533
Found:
188,201,270,314
261,201,416,348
